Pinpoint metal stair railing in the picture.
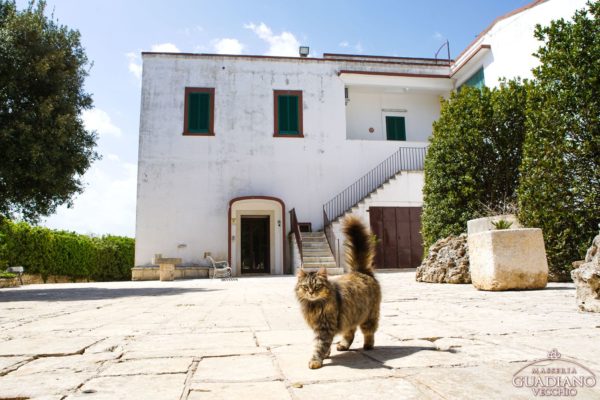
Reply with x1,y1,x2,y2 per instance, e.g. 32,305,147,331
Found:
323,146,428,225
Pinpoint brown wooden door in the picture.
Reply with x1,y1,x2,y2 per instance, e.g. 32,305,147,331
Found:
369,207,423,268
241,216,270,274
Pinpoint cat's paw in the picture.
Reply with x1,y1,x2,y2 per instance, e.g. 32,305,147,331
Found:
363,343,374,350
336,343,350,351
308,359,323,369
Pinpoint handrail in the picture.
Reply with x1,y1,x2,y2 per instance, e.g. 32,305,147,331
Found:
323,146,428,224
290,208,303,262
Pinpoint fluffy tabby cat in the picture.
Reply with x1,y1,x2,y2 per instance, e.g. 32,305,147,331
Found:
295,215,381,369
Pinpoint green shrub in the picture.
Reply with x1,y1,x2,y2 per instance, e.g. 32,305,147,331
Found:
0,219,134,281
518,1,600,278
422,80,529,248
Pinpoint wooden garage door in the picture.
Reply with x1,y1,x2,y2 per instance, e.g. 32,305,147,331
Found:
369,207,423,268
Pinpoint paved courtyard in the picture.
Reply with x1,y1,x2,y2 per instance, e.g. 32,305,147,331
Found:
0,270,599,400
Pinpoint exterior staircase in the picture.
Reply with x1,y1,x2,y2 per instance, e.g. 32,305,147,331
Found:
300,232,344,275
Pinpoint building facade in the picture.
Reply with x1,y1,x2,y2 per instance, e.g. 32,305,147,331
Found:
135,0,587,276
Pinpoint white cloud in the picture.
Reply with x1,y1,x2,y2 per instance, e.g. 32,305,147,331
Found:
82,108,122,138
244,22,301,57
126,52,142,80
150,43,181,52
433,32,445,41
339,41,349,48
338,40,363,53
354,42,364,53
42,157,137,237
212,38,244,55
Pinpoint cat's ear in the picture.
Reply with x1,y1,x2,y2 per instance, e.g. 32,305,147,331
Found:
318,267,327,276
297,268,307,278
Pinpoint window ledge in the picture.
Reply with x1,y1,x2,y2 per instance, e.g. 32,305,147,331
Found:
183,131,215,136
273,133,304,138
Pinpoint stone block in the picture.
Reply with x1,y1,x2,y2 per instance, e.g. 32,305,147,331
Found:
571,234,600,312
468,228,548,291
467,214,521,235
159,263,176,281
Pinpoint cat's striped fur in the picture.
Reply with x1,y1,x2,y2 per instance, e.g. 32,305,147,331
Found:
295,215,381,369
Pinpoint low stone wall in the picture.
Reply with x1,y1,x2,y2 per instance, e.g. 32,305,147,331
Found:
132,265,210,281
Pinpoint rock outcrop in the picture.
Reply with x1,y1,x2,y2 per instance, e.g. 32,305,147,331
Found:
416,234,470,283
571,234,600,312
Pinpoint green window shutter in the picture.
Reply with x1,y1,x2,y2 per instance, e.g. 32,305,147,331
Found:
188,92,210,133
278,95,299,134
386,116,406,141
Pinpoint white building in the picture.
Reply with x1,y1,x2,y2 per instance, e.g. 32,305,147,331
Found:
134,0,587,278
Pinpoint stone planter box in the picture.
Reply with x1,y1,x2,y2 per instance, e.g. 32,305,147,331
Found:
468,228,548,291
467,214,521,235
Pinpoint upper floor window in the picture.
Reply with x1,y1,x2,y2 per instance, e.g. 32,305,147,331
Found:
274,90,303,137
184,87,214,136
460,67,485,90
385,116,406,141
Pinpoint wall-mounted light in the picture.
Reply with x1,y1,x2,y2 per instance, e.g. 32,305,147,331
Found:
231,217,236,224
299,46,310,57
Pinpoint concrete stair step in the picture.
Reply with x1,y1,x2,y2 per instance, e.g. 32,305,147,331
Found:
303,261,337,268
302,251,334,257
301,236,326,242
302,243,330,249
301,232,326,237
303,256,335,263
302,267,344,275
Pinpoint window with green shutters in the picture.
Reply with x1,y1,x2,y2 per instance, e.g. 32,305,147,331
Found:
274,90,303,137
459,67,485,90
184,87,214,135
386,116,406,141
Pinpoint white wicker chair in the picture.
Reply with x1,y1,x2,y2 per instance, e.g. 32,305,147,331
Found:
206,256,232,279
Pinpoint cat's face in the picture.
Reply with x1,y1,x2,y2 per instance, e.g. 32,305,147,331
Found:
295,269,330,301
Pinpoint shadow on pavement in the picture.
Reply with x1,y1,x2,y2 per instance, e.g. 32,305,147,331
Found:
0,287,220,302
329,345,453,368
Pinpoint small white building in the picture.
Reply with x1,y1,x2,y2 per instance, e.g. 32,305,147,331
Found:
134,0,587,278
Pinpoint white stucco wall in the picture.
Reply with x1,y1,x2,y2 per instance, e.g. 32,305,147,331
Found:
136,55,435,267
455,0,588,87
345,90,441,141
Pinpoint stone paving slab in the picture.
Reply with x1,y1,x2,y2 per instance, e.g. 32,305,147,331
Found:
0,271,599,399
65,373,187,400
291,376,437,400
188,381,291,400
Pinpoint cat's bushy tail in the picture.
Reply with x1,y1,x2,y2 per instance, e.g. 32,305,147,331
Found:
342,215,375,276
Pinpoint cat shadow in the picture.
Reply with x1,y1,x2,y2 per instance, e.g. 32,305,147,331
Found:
327,345,456,369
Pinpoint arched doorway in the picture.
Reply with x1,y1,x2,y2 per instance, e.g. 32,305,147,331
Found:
228,197,286,276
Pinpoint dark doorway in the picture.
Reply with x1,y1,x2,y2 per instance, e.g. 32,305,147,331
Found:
369,207,423,268
241,216,270,274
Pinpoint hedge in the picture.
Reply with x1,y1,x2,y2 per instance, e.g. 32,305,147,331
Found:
421,81,528,249
518,2,600,279
0,217,134,281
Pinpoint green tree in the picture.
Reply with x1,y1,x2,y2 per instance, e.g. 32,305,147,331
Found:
0,0,98,221
518,1,600,279
422,81,529,249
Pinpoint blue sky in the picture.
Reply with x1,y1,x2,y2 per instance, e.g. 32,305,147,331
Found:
15,0,533,237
